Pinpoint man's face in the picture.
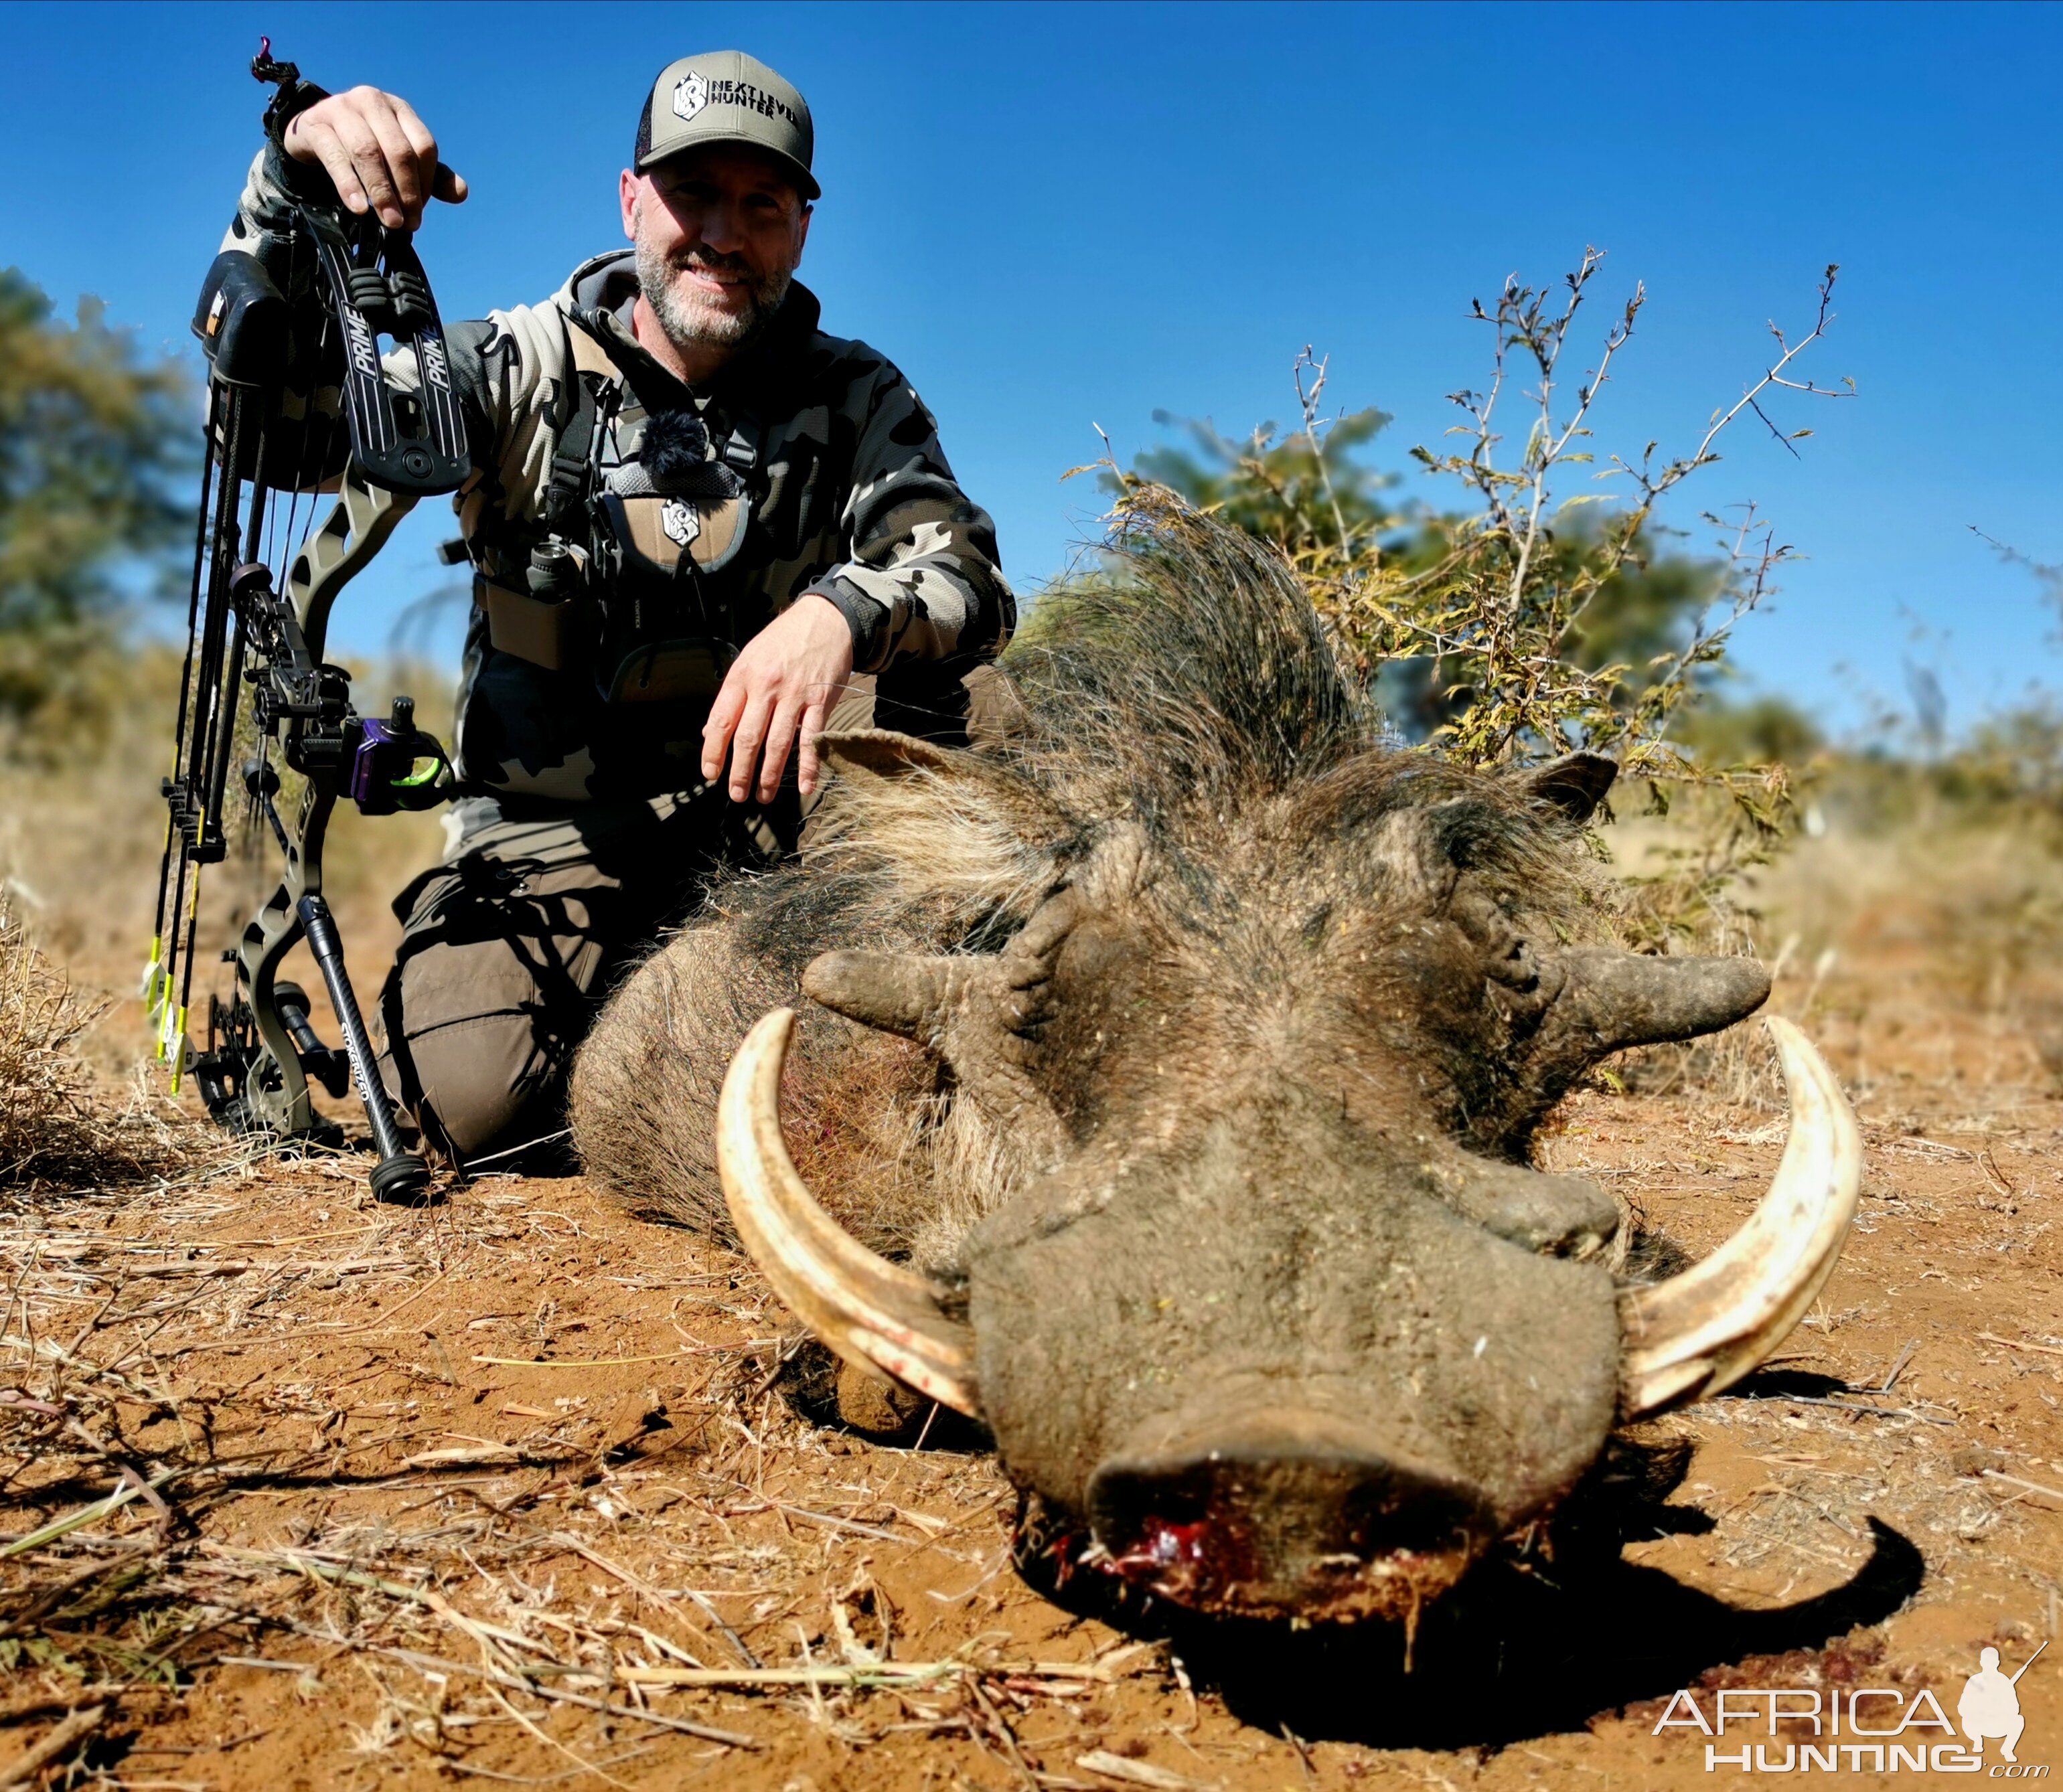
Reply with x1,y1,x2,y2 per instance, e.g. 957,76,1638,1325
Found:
620,145,811,354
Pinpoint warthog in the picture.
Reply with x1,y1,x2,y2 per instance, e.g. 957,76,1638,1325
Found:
572,502,1858,1626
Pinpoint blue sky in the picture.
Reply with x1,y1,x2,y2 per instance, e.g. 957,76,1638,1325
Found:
5,1,2059,738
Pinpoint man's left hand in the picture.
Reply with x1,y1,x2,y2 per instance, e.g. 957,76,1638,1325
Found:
702,594,856,804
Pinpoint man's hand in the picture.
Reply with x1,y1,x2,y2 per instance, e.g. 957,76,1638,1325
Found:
283,87,468,231
702,595,857,804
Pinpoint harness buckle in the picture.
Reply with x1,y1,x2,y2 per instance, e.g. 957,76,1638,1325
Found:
722,417,762,475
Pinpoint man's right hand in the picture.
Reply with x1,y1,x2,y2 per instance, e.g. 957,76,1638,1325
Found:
283,87,468,231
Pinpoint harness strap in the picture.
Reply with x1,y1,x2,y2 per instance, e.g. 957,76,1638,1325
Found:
544,378,602,529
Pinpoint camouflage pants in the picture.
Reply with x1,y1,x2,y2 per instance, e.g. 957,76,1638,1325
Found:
374,661,1018,1165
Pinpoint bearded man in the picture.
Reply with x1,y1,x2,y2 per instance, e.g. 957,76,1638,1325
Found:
225,52,1015,1165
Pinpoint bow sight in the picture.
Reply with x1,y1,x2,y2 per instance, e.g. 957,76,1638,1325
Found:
143,44,465,1204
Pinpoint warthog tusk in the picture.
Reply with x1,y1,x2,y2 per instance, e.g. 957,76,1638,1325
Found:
717,1009,982,1417
1619,1015,1862,1416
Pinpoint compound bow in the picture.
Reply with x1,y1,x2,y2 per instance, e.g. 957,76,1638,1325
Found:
144,44,467,1204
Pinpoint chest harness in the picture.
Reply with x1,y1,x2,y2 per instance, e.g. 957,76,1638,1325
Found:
465,313,765,731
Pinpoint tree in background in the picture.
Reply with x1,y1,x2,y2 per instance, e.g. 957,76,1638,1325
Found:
1108,254,1845,803
1125,404,1407,562
1116,393,1746,746
1095,252,1848,947
0,269,192,740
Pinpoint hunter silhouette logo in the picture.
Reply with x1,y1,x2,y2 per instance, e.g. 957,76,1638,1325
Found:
672,71,708,122
1653,1637,2049,1774
1962,1642,2045,1764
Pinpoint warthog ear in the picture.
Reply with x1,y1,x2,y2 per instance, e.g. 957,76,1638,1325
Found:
1367,808,1462,907
810,730,1082,917
814,731,1072,839
1511,752,1618,823
817,730,957,779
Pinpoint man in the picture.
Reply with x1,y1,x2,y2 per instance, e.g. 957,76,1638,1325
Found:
228,52,1015,1163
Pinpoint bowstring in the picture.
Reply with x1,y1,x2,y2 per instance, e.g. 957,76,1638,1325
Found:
177,392,274,1060
240,227,342,1051
165,379,249,1074
230,223,338,1063
150,379,226,1058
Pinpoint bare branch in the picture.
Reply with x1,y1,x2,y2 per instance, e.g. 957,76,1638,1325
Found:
1293,346,1355,562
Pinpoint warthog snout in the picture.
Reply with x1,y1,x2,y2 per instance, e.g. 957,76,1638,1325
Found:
961,1101,1623,1622
1087,1394,1493,1621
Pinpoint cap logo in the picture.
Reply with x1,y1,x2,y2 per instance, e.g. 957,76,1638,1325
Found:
672,71,708,122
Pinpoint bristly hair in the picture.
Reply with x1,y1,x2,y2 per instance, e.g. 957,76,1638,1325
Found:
733,497,1377,964
997,496,1586,921
1006,493,1383,815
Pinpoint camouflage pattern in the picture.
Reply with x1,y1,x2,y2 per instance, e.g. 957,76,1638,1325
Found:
224,150,1015,805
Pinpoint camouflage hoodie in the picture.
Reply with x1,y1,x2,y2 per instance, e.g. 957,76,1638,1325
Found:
224,157,1014,803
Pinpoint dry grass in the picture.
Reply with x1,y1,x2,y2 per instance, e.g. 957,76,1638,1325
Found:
0,896,196,1190
0,645,449,1103
1742,806,2063,1126
1594,788,2063,1113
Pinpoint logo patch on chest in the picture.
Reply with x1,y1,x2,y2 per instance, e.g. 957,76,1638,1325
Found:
660,498,700,548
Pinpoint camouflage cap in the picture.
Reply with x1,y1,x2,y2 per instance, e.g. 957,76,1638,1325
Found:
634,52,818,201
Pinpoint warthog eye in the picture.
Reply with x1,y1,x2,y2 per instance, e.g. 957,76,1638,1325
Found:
1487,936,1539,991
1448,891,1557,1007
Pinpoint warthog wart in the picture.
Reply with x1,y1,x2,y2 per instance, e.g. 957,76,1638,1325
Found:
571,499,1859,1625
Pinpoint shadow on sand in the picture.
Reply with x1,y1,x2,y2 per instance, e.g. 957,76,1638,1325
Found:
1020,1435,1925,1751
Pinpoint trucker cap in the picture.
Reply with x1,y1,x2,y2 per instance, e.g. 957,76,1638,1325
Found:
634,52,818,201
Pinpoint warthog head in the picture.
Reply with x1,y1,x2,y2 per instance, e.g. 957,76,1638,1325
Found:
575,502,1859,1626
